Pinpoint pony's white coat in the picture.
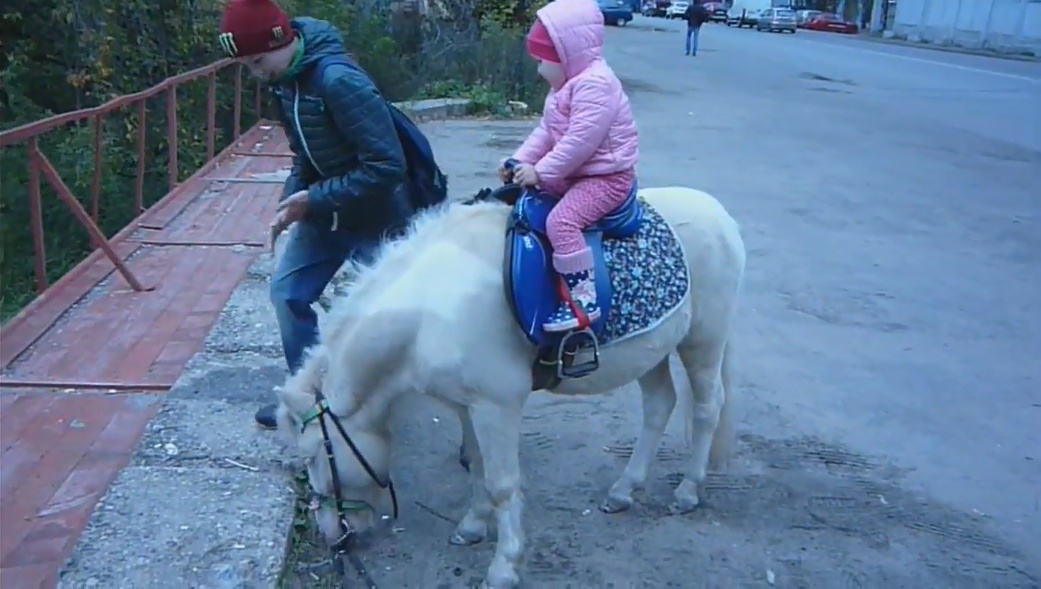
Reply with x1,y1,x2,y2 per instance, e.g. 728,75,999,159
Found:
275,186,746,588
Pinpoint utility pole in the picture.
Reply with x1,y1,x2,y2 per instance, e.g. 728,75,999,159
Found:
869,0,884,33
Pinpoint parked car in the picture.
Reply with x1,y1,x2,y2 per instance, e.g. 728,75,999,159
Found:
756,7,797,32
804,13,859,34
599,0,634,25
642,0,672,17
795,9,821,27
726,7,767,28
665,0,689,19
703,1,729,22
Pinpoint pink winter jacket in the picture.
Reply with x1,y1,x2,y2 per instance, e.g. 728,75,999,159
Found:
512,0,639,186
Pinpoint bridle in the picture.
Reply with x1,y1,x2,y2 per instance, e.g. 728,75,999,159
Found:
298,387,399,555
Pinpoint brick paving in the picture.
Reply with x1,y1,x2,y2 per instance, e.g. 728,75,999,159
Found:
0,123,291,588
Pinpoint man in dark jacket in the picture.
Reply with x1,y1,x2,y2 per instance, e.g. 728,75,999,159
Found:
683,0,709,56
219,0,412,428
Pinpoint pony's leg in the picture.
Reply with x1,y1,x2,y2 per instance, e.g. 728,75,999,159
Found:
600,357,677,514
469,401,525,588
450,407,491,546
672,342,727,513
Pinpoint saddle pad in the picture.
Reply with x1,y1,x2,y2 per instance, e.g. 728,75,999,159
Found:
599,200,690,346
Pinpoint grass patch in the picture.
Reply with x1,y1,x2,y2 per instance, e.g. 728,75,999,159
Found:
417,80,538,117
278,471,340,588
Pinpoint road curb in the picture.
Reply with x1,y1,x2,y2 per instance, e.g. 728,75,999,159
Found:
394,97,473,122
859,33,1040,62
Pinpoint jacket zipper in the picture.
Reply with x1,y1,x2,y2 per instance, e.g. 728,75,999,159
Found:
292,82,324,176
292,82,337,230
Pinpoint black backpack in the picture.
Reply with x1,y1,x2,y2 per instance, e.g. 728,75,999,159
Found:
312,55,449,212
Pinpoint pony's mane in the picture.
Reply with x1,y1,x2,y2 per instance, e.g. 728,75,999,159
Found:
321,199,508,342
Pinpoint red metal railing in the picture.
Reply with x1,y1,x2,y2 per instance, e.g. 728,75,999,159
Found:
0,59,263,295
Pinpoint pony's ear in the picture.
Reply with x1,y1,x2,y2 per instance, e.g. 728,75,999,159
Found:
274,384,312,413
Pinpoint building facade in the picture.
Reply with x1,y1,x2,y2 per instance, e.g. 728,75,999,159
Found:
888,0,1041,55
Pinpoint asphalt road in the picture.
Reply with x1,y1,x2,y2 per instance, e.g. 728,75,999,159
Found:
610,15,1040,561
628,17,1041,151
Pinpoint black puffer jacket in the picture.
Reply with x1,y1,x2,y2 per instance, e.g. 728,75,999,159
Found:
274,18,410,237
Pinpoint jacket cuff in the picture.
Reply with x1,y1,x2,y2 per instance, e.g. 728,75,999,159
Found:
306,183,336,215
534,160,556,183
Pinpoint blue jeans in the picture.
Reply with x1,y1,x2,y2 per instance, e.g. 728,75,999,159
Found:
686,25,701,55
270,222,379,374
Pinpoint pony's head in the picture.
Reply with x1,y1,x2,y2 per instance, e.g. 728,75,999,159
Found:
273,350,392,549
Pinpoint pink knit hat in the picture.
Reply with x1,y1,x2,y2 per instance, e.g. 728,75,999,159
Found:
526,19,560,64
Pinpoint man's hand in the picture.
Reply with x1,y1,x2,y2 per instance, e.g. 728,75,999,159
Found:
513,164,540,187
269,190,310,251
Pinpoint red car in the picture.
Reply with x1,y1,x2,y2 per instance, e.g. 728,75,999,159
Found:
804,13,859,34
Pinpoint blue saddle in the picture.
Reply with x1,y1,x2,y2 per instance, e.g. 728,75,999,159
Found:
502,180,644,350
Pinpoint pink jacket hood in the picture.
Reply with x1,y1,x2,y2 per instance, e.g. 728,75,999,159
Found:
512,0,640,186
536,0,605,80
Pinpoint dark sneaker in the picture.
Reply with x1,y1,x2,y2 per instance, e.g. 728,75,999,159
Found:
255,404,278,429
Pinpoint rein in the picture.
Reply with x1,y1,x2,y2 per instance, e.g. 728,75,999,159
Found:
299,388,398,578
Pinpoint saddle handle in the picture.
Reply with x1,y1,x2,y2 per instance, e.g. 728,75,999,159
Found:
502,158,521,185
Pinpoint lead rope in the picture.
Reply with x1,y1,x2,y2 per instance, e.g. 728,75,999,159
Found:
315,407,379,589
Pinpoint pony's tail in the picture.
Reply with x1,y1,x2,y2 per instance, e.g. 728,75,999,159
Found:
707,339,735,472
678,337,735,472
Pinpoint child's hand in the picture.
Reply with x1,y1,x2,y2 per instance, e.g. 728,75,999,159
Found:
497,160,512,183
513,164,540,187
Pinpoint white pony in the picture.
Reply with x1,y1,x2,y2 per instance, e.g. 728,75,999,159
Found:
274,186,745,588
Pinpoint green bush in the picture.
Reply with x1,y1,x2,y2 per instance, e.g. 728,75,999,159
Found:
0,0,546,320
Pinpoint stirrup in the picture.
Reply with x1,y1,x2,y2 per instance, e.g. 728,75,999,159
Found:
556,328,600,379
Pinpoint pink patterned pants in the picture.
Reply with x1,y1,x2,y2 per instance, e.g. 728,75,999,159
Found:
544,169,636,274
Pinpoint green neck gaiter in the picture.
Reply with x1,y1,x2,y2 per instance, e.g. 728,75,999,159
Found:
278,37,307,83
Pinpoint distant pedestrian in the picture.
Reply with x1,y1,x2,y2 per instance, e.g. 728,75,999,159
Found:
684,0,709,56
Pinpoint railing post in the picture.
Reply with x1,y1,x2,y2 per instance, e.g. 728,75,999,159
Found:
135,100,147,214
206,73,217,161
166,86,178,190
35,150,149,292
254,79,262,120
233,64,243,139
90,115,104,248
26,139,48,294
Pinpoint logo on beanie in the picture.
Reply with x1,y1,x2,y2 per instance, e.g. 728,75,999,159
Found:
271,25,285,45
218,32,239,57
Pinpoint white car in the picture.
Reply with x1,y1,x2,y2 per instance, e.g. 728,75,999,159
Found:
666,1,690,19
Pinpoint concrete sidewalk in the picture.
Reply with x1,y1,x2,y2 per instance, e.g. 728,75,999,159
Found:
57,250,298,588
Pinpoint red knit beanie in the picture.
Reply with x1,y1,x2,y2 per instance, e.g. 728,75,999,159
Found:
219,0,295,58
526,19,560,64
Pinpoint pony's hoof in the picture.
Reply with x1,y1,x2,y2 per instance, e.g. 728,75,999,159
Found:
668,495,700,515
670,481,701,514
481,570,521,589
599,494,633,514
449,529,484,546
